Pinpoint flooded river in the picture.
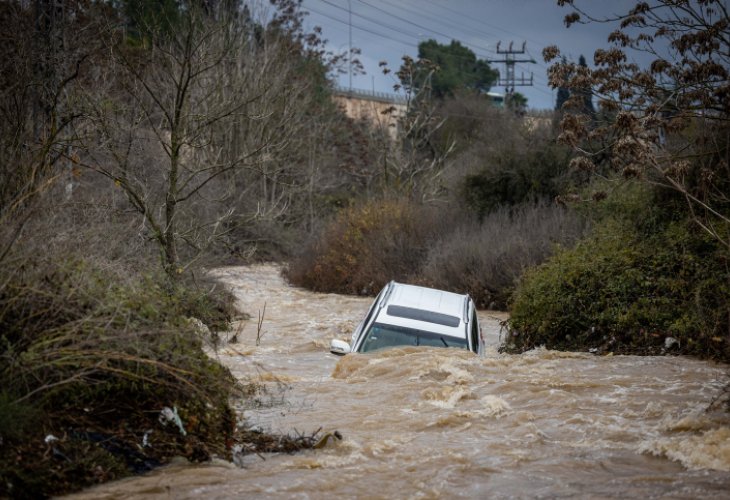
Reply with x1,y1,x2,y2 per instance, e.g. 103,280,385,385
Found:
73,265,730,498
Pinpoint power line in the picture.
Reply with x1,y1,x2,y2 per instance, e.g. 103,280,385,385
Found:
355,0,497,54
306,4,415,46
307,3,498,63
315,0,542,77
316,0,502,61
317,0,431,43
419,0,556,54
373,0,500,47
303,0,554,107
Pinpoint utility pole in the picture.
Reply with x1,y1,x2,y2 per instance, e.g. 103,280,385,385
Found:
348,0,352,93
492,41,536,107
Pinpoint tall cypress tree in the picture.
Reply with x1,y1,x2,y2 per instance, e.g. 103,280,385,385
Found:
577,55,595,118
555,57,570,112
555,86,570,112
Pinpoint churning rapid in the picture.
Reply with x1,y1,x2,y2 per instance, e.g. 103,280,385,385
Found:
71,265,730,499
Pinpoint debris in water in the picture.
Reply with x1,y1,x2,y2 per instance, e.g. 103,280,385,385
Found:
230,427,338,467
142,430,152,448
665,337,680,350
158,407,187,436
313,430,343,449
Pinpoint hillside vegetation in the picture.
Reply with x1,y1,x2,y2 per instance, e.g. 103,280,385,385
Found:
1,0,728,496
0,0,360,496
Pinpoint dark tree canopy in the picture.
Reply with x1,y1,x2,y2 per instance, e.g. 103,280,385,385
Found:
401,39,498,99
509,91,528,112
120,0,245,41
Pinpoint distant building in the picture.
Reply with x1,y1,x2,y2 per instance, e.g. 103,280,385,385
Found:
486,91,505,108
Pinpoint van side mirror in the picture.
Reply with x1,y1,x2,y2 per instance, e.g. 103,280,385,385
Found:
330,339,351,355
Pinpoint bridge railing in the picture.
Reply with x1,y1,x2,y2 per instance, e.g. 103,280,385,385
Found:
333,85,407,104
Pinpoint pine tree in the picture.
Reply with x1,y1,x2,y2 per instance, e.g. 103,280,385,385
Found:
401,39,498,99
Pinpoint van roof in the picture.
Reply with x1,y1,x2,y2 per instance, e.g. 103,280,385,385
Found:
386,282,467,317
373,282,469,338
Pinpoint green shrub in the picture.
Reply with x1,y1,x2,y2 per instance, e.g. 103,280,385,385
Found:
506,195,730,360
462,142,576,220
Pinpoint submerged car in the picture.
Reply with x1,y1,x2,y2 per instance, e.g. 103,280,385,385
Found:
330,281,483,355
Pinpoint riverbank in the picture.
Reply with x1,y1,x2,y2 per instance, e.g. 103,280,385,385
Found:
0,259,320,498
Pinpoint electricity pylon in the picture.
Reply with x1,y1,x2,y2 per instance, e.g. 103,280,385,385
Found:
492,41,536,106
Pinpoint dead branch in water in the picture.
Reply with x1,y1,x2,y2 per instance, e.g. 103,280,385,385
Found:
256,303,266,346
234,427,342,459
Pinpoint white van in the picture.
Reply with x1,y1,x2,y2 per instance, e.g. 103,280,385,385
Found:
330,281,483,355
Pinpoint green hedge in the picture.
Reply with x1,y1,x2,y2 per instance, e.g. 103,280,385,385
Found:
505,209,730,360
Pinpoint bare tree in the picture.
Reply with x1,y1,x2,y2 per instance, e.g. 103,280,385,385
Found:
72,3,275,276
73,0,363,272
0,1,107,261
544,0,729,247
377,56,455,202
196,0,362,251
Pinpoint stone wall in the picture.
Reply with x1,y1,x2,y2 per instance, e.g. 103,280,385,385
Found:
332,91,406,140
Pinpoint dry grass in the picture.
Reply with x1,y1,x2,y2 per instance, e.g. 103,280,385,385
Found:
420,200,588,308
285,197,587,308
0,182,244,496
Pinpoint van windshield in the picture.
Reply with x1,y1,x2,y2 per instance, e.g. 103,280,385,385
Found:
359,323,467,353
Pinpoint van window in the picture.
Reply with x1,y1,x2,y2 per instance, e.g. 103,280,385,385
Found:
386,305,460,327
360,323,468,353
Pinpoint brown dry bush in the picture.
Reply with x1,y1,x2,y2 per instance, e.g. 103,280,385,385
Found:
284,199,450,295
419,200,588,309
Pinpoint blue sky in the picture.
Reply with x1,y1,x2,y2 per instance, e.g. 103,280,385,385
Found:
298,0,650,110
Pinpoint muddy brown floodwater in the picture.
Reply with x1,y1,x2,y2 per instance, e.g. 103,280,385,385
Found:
71,264,730,499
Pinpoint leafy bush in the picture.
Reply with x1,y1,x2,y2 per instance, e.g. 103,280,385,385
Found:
462,142,576,220
284,199,447,295
420,201,588,308
506,187,730,361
